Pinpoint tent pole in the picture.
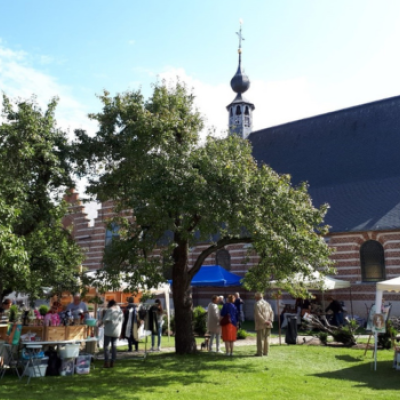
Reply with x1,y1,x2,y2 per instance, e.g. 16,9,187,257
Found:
374,332,378,371
277,294,281,345
349,286,354,318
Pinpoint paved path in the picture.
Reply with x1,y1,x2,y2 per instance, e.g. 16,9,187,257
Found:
97,335,334,359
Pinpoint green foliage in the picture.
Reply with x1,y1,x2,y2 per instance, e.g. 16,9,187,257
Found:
0,95,84,299
236,328,248,339
316,331,328,345
73,82,333,353
38,305,49,316
378,321,397,349
192,306,207,336
8,305,18,322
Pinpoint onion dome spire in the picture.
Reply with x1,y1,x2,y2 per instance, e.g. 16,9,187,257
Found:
227,20,255,140
230,21,250,94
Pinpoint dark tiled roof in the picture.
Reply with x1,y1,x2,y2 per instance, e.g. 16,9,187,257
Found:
248,95,400,233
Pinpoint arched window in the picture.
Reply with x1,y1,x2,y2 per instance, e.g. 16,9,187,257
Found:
216,249,231,271
235,105,242,115
244,106,249,115
230,108,233,117
360,240,386,282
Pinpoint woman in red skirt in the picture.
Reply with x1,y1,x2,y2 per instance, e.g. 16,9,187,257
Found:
220,294,239,356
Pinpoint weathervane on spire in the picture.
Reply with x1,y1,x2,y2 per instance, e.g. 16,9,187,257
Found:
236,19,244,50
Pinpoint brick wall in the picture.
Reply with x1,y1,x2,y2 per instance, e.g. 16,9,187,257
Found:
65,193,400,319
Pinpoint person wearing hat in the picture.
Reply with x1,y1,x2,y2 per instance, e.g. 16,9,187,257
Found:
253,292,274,357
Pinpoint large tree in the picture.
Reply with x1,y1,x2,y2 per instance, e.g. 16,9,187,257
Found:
0,95,83,300
74,82,333,354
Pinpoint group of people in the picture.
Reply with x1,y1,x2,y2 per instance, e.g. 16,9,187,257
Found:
101,297,164,368
279,295,346,329
207,292,274,357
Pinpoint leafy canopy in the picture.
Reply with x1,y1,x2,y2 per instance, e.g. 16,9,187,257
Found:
74,82,333,296
0,95,83,300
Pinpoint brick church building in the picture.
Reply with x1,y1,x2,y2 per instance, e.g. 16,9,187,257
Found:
65,31,400,318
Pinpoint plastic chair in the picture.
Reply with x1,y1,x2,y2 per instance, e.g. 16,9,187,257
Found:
0,344,21,380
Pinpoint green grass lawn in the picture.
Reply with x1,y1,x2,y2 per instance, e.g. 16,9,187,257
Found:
1,345,399,400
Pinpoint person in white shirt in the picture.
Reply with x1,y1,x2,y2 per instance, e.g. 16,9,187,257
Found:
66,294,88,322
207,295,223,353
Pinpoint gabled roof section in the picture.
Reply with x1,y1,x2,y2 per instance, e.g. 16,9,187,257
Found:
248,95,400,232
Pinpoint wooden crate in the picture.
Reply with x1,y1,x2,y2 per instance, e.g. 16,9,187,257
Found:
21,326,44,340
44,326,67,341
0,325,8,341
66,326,87,341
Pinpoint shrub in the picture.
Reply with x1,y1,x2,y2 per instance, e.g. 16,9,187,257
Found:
162,314,175,335
9,305,19,322
317,331,328,345
38,305,49,316
236,328,248,339
192,306,207,336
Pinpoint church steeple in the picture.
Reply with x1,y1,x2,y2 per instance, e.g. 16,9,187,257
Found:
227,21,255,139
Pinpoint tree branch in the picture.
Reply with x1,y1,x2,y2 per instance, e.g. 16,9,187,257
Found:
187,214,201,233
189,237,252,279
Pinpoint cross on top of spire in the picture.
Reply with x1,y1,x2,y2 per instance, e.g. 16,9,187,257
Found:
236,19,244,50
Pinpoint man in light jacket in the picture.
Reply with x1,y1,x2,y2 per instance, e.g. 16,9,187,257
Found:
102,299,123,368
254,292,274,357
207,295,223,353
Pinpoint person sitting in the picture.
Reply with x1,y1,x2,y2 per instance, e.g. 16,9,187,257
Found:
281,298,302,328
325,296,344,327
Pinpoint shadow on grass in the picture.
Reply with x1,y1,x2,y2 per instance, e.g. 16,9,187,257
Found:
312,360,400,390
334,354,364,363
0,349,260,400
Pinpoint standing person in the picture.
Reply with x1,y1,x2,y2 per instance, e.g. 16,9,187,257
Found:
220,294,238,356
254,292,274,357
207,295,223,353
325,296,344,327
66,294,89,323
234,292,244,329
0,299,11,323
102,299,123,368
44,302,62,326
149,299,164,351
121,297,140,352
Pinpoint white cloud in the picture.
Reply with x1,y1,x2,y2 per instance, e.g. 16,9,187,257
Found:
0,43,95,135
0,42,97,219
158,67,334,137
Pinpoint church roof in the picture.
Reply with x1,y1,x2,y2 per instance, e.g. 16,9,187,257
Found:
248,95,400,233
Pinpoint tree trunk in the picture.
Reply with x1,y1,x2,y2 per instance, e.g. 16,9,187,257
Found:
172,240,197,354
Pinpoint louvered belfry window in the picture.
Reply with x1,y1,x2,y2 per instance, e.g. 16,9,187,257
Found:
216,249,231,271
360,240,386,282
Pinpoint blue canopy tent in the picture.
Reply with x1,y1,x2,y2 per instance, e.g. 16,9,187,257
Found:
171,265,242,287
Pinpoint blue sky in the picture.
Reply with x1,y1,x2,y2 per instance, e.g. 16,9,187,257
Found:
1,0,400,216
2,1,400,133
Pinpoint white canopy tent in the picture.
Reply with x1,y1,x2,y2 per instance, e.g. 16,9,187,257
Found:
271,271,352,344
271,271,351,291
373,276,400,370
270,271,352,312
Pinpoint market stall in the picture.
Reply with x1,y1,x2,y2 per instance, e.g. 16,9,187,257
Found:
270,271,351,344
373,276,400,370
83,271,171,341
